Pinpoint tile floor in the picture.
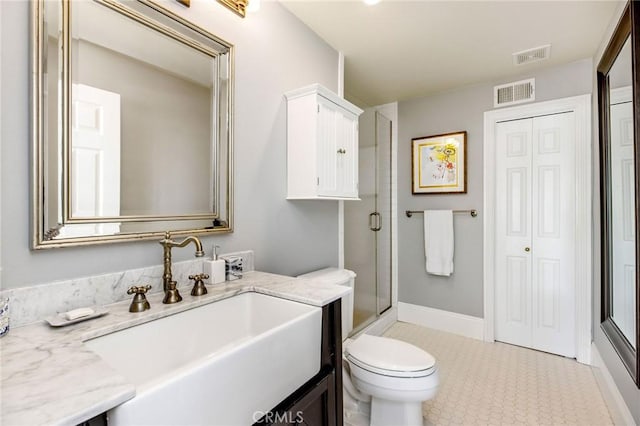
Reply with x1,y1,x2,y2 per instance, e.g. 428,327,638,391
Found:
383,322,613,426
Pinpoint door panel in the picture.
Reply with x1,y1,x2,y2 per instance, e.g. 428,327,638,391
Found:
506,255,528,324
495,112,576,358
537,166,560,238
345,110,393,331
337,111,358,198
345,109,377,330
506,167,528,236
537,258,560,329
316,99,338,197
71,83,121,219
495,119,532,348
62,83,121,238
531,113,575,357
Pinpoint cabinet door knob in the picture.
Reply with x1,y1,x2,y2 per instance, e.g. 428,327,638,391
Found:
337,148,346,154
524,247,531,252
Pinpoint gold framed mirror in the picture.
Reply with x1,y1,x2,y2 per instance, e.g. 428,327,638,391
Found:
597,1,640,387
31,0,234,249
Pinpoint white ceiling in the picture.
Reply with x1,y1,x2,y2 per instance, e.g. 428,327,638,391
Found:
280,0,622,106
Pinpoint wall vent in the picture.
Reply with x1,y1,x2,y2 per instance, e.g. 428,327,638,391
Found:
494,78,535,108
513,44,551,66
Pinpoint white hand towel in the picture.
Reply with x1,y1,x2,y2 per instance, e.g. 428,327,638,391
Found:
424,210,454,276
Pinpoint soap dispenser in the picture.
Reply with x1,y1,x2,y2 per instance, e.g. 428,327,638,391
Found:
204,245,226,285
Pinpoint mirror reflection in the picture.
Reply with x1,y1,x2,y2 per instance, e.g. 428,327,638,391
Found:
608,37,637,348
71,0,215,218
34,0,233,246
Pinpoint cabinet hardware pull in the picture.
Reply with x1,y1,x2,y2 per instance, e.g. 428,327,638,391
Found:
525,247,531,252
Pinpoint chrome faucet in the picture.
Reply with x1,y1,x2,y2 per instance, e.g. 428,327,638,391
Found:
159,232,205,304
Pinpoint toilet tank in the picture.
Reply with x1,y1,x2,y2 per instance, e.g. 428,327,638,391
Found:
297,268,356,339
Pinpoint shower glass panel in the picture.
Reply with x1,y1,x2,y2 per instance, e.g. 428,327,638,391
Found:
345,110,392,332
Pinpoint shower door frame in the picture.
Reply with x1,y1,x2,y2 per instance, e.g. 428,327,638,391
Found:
344,104,398,334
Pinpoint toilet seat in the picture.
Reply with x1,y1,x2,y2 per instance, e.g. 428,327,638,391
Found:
345,335,436,378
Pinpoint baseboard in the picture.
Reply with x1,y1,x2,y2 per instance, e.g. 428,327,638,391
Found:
397,302,484,340
590,343,635,426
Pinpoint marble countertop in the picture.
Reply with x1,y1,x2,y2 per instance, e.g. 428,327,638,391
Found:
0,271,350,426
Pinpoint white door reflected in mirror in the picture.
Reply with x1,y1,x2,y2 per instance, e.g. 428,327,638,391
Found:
71,84,121,228
609,85,637,349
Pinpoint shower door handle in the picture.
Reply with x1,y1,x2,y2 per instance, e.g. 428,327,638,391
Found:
369,212,381,231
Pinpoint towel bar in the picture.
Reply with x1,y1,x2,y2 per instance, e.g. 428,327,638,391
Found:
405,209,477,218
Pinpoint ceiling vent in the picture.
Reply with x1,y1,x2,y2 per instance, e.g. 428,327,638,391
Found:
513,44,551,66
494,78,535,108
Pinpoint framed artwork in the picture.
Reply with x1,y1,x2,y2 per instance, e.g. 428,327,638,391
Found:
411,131,467,194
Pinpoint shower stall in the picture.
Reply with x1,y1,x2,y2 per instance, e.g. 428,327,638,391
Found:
344,109,393,332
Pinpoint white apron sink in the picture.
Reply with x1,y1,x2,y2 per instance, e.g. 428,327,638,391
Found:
85,292,322,425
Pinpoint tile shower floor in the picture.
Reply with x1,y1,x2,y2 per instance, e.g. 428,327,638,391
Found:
383,322,614,426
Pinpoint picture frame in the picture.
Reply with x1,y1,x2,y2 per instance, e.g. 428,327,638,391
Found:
411,131,467,194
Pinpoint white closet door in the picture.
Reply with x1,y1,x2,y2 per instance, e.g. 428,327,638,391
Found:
495,119,533,348
495,112,576,357
531,113,576,357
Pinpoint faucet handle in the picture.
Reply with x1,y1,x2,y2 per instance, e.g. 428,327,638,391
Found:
127,285,152,295
127,285,152,312
188,273,209,281
189,274,209,296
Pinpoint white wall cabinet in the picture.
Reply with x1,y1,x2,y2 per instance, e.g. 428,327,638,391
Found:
285,84,363,200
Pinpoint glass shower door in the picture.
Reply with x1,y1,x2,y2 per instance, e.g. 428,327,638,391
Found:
344,110,392,332
375,113,392,315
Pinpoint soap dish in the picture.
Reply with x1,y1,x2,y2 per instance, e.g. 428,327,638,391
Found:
45,306,109,327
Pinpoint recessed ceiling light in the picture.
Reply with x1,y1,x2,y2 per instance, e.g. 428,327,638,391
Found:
363,0,381,5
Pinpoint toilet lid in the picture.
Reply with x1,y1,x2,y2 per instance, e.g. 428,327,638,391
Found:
345,334,436,376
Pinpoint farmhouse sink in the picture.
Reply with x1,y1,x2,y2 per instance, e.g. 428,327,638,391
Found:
85,292,322,425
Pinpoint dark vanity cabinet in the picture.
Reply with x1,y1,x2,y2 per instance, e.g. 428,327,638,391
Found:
255,299,343,426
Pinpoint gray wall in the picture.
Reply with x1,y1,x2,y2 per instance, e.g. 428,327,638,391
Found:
0,0,340,289
398,58,593,318
592,2,640,422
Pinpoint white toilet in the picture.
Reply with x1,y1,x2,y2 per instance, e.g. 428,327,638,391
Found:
298,268,439,426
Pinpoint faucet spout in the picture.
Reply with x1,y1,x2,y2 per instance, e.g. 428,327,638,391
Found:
159,232,205,300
